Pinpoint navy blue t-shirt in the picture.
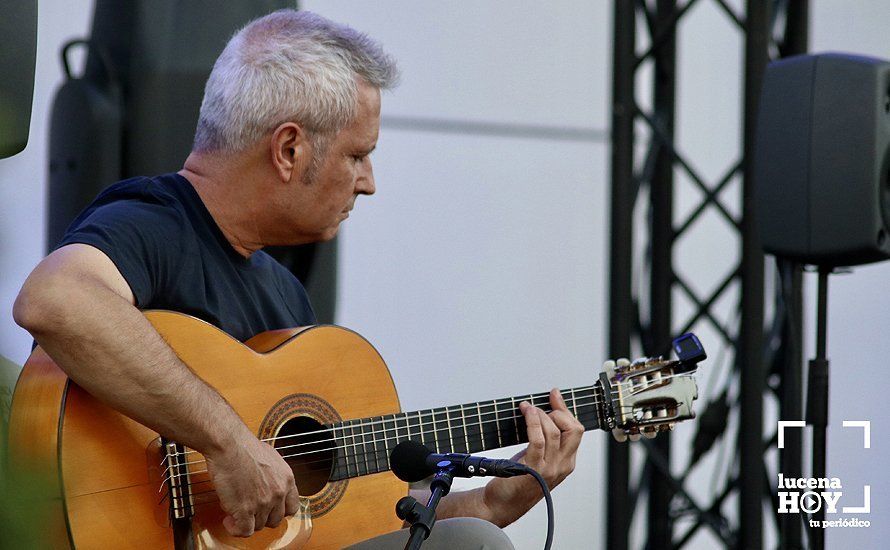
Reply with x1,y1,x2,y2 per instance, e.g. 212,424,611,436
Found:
57,173,316,341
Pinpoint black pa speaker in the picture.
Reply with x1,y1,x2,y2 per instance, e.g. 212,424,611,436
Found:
47,41,123,251
754,53,890,267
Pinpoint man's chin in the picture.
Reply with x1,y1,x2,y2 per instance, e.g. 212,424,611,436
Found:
267,227,340,247
318,226,341,242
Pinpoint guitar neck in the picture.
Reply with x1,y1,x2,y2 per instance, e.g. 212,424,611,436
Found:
328,383,607,481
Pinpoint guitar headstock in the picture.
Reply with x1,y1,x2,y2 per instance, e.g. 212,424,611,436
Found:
600,333,705,441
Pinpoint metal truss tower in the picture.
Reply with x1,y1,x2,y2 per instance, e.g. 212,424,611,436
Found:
607,1,809,548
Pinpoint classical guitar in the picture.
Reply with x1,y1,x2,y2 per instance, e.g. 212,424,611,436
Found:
8,310,702,549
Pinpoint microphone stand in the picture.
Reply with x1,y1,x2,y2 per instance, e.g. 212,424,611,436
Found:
806,266,831,550
396,465,456,550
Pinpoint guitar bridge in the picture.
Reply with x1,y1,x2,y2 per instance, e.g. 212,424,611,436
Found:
161,438,195,521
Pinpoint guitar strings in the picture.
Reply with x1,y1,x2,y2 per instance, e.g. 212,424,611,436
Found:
157,390,608,486
159,371,695,490
161,392,685,510
158,384,681,489
161,371,693,465
159,384,607,465
161,407,609,511
160,393,673,497
158,393,609,491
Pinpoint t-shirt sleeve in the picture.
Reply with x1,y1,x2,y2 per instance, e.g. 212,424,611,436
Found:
56,201,185,308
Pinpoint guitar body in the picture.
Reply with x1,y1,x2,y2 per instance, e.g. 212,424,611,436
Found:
8,311,406,549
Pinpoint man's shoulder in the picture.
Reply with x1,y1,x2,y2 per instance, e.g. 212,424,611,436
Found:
77,174,192,226
57,174,193,252
90,173,187,210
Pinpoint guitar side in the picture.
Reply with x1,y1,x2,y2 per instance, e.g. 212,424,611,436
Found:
8,311,406,549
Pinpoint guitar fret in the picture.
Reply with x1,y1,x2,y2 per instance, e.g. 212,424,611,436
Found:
574,386,602,431
434,409,449,454
523,394,536,442
334,425,348,479
365,418,375,474
371,416,386,472
416,410,425,450
511,397,518,442
494,400,502,447
383,415,396,469
363,418,379,474
379,415,389,471
352,421,361,477
495,398,517,447
402,413,411,442
569,388,578,417
351,419,361,476
398,414,409,445
343,420,357,477
466,402,483,453
349,422,361,477
478,400,499,450
362,419,373,475
408,411,423,443
419,409,432,452
423,409,434,452
449,405,467,454
420,410,436,451
445,407,455,453
337,421,348,479
461,404,470,452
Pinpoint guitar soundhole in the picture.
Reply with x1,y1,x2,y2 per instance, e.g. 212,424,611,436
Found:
274,415,335,497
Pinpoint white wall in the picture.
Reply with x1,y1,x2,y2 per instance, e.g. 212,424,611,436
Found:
0,0,93,362
1,1,887,548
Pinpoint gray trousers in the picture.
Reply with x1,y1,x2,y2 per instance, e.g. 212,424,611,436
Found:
345,517,515,550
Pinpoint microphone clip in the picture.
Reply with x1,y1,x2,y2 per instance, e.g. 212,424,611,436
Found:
397,463,458,550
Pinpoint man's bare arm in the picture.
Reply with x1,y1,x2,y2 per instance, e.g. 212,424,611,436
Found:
13,244,298,537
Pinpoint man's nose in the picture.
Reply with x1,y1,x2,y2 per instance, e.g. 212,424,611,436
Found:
357,159,375,195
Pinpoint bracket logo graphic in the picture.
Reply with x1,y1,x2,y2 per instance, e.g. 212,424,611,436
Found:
776,420,871,528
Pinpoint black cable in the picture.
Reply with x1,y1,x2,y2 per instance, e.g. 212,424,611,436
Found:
526,467,554,550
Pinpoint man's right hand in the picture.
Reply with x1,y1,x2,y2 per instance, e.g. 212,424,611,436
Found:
205,432,301,537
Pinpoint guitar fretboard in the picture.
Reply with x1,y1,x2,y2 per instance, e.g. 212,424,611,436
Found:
327,384,606,481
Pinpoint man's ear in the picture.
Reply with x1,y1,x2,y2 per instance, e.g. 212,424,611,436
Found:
270,122,310,183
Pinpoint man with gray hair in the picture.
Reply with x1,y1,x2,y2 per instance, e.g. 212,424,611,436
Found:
14,10,583,548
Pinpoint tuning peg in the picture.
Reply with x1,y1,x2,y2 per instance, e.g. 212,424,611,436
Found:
628,433,641,442
642,429,658,439
611,428,628,442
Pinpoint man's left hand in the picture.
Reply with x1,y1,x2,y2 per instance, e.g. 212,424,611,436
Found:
479,388,585,526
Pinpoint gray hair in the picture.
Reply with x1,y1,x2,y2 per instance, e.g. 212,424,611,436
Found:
193,10,399,153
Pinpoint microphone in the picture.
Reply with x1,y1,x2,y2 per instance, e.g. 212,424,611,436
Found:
390,440,530,482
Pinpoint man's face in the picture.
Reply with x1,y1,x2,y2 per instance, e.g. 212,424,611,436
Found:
289,82,380,242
